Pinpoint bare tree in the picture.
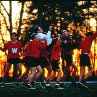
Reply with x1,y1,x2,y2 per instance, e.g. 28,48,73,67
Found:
0,1,26,40
9,1,12,35
17,1,25,39
0,1,10,32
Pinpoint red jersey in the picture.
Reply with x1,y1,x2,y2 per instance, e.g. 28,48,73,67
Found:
24,40,33,57
79,32,97,53
40,47,48,58
3,41,22,58
51,40,62,60
30,39,47,58
64,39,74,55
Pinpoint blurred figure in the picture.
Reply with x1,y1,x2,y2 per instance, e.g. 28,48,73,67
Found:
22,34,47,89
0,32,22,88
39,42,52,82
60,30,69,76
63,35,78,85
46,25,54,63
78,31,97,88
45,35,62,88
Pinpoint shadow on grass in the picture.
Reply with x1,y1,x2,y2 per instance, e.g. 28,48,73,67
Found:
0,83,97,97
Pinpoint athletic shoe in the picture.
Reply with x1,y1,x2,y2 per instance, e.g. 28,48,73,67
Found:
45,83,52,89
31,81,39,88
55,84,64,89
45,83,51,87
39,82,45,89
22,83,36,89
22,83,31,88
40,80,46,87
31,81,36,86
0,82,5,88
14,82,20,88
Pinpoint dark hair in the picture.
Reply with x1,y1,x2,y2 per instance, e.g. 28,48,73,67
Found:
85,32,93,37
30,33,36,40
34,26,41,33
11,32,17,37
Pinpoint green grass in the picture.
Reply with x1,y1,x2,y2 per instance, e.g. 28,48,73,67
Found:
0,82,97,97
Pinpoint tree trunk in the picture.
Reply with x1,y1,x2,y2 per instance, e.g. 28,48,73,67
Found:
17,1,25,39
37,1,43,27
9,1,12,36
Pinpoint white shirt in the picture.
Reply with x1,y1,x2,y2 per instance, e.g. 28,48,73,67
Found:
37,33,46,40
37,31,52,46
46,31,52,45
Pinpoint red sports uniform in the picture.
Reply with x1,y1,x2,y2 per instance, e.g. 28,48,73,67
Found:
25,39,47,67
24,40,33,57
51,40,62,71
51,40,62,61
3,41,22,58
79,31,97,66
79,32,97,53
30,39,47,58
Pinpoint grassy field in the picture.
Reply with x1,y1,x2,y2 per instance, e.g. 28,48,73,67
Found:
0,82,97,97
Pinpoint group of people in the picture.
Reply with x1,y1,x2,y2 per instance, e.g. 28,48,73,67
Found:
0,25,97,89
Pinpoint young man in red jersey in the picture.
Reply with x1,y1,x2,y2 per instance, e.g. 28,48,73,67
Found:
45,35,63,88
38,39,53,88
22,34,47,89
78,31,97,88
0,32,22,87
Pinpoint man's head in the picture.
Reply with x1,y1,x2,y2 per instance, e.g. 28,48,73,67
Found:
62,30,68,36
11,32,18,40
37,27,43,33
49,26,53,31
